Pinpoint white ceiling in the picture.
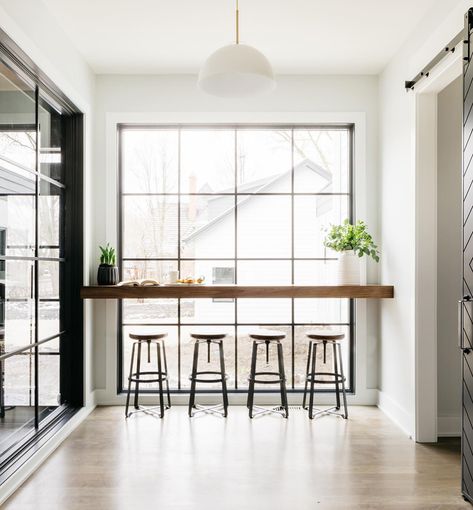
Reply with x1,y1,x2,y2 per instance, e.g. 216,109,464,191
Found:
41,0,437,75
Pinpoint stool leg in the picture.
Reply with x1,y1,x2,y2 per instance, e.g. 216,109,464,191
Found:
134,341,143,410
277,341,288,418
333,342,341,410
308,342,317,419
337,343,348,419
247,341,258,418
161,339,171,409
218,340,228,417
302,341,312,410
157,343,165,418
125,342,137,418
188,340,200,417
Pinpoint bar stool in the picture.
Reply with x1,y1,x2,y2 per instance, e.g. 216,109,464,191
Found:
247,329,288,418
302,329,348,420
188,332,229,417
125,331,171,419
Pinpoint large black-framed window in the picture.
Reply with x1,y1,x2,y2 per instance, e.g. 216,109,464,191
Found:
118,124,355,393
0,28,83,482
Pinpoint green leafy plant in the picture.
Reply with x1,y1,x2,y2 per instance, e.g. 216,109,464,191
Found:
323,219,380,262
99,243,116,266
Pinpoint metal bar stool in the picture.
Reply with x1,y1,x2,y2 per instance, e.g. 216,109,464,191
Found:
188,332,228,418
247,329,288,418
125,332,171,419
302,329,348,420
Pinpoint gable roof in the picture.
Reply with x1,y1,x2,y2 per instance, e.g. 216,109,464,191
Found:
182,159,332,244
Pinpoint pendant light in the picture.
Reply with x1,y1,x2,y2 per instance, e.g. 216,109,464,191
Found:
198,0,276,97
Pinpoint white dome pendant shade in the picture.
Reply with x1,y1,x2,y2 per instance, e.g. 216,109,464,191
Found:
198,1,276,98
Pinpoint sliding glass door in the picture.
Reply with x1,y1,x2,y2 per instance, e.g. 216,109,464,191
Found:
0,39,83,477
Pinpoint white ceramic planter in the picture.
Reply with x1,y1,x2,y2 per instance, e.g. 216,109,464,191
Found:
336,250,360,285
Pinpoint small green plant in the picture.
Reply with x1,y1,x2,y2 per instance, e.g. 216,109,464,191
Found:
99,243,116,266
324,219,380,262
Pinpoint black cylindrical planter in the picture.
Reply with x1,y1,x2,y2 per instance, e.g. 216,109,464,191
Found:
97,264,119,285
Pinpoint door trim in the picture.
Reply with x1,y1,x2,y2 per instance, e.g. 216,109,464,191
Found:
413,42,462,442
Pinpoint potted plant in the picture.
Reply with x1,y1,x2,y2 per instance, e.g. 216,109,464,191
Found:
323,219,379,285
97,243,119,285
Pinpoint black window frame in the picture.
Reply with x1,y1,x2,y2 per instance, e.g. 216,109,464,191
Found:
117,123,355,394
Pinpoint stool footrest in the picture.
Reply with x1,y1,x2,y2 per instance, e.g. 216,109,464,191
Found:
248,371,286,385
129,371,168,384
189,370,228,384
305,371,345,384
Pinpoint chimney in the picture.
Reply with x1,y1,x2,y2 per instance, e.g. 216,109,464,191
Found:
188,173,197,221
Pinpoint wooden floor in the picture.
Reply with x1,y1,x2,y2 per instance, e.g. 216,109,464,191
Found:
3,406,470,509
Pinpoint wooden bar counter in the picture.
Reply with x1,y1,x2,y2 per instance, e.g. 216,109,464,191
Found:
80,284,394,300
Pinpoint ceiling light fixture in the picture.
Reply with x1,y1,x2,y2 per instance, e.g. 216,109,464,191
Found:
197,0,276,97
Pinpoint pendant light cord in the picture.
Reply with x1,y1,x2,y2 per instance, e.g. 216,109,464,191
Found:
236,0,240,44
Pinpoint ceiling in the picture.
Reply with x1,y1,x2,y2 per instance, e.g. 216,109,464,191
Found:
41,0,437,75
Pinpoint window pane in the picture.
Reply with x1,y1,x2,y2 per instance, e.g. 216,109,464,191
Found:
122,325,178,389
237,130,291,192
39,261,61,339
122,129,178,193
122,260,177,283
180,325,235,390
237,260,291,285
123,299,178,324
237,195,291,258
39,96,65,183
236,325,292,389
180,130,234,193
294,325,350,390
294,260,337,285
39,180,62,258
0,195,35,257
39,341,60,411
294,129,349,193
181,299,234,324
181,260,235,285
3,259,35,353
123,195,178,258
0,347,36,451
181,195,235,258
294,195,349,258
294,298,349,324
238,299,292,324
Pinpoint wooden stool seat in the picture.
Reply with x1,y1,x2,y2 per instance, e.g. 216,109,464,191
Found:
129,332,168,341
306,330,345,342
249,329,286,341
190,332,226,340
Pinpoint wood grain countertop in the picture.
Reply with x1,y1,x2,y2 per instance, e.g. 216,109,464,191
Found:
80,284,394,299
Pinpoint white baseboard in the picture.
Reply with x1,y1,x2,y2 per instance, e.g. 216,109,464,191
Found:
0,404,96,506
377,390,414,439
437,415,461,437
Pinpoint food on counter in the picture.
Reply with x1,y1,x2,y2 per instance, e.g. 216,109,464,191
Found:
176,276,205,284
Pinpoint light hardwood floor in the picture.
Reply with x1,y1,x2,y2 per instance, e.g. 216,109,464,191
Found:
2,406,469,509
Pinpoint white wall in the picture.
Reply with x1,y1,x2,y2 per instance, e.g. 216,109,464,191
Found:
93,73,381,404
0,0,96,408
437,76,462,436
378,0,471,438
